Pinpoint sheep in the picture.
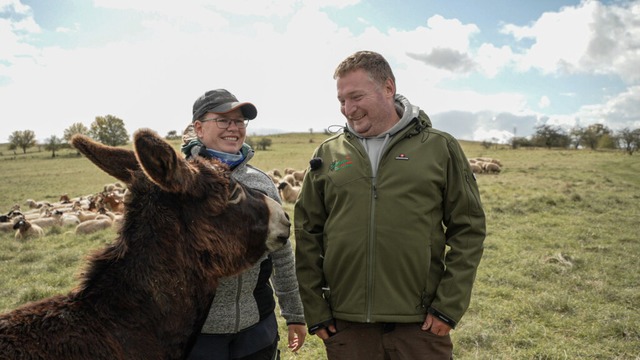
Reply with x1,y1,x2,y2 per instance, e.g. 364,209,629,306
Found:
470,163,483,174
271,168,282,178
61,215,81,227
282,173,297,187
0,128,290,359
483,162,502,174
13,218,45,240
29,215,60,229
24,199,44,209
103,182,125,193
278,181,301,203
74,217,113,235
292,169,306,183
75,210,99,222
266,170,281,185
102,191,125,213
0,221,18,233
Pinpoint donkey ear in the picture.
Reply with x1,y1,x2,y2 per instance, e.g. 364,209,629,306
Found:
133,128,197,193
71,134,138,184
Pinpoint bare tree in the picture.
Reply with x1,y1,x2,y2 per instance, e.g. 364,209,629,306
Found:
8,130,37,154
44,135,64,157
617,128,640,155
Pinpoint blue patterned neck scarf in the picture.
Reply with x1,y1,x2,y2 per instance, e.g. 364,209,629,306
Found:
205,148,245,168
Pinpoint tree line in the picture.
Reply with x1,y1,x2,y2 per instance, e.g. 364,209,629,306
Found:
511,123,640,155
7,115,130,157
5,115,276,158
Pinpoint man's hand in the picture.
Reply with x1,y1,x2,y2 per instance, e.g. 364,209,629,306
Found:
422,313,452,336
315,323,337,340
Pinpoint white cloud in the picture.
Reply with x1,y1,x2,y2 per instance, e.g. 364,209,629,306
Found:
503,0,640,82
575,85,640,129
538,96,550,109
0,0,30,14
0,0,638,144
475,43,514,78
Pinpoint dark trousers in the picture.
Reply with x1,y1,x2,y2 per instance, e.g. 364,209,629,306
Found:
323,319,453,360
187,313,279,360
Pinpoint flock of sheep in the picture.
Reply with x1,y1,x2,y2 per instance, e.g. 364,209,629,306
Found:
267,155,503,203
468,157,503,174
0,183,126,240
267,156,502,205
1,157,500,240
267,168,306,204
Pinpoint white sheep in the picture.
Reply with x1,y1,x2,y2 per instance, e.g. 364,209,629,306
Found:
266,171,281,185
29,216,60,229
292,169,306,183
470,163,483,174
24,199,43,209
75,218,113,235
59,212,81,226
13,218,45,240
277,181,301,204
282,174,297,187
271,169,283,178
1,222,17,233
76,210,99,222
483,162,502,174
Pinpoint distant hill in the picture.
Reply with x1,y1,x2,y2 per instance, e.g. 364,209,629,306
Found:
247,128,288,136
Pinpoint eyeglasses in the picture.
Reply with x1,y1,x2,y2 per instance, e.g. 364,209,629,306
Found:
200,118,250,129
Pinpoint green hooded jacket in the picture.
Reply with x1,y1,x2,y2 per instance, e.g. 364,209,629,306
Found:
294,109,485,331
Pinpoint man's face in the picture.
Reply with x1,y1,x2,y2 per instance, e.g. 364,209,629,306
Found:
194,108,246,154
336,68,397,137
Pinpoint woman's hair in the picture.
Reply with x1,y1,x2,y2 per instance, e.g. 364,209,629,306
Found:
333,50,396,87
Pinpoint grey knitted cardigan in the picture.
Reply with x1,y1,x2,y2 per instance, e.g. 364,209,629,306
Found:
186,142,305,334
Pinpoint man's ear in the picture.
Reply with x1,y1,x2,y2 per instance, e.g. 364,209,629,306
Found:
384,78,396,98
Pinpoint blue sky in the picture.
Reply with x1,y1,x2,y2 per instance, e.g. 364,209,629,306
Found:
1,0,639,143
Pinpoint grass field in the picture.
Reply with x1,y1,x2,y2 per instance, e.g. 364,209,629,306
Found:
1,132,639,359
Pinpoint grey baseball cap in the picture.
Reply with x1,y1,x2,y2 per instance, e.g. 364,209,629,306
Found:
192,89,257,122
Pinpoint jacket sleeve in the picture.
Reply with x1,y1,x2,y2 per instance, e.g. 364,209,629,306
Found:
294,153,334,331
270,239,306,325
431,137,486,326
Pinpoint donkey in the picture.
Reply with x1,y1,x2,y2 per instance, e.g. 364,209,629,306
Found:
0,129,290,359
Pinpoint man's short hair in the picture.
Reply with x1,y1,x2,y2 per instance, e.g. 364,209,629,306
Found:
333,50,396,87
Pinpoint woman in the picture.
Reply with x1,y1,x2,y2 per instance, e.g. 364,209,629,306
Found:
182,89,306,360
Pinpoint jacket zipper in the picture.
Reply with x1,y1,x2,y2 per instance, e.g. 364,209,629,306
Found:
366,180,377,322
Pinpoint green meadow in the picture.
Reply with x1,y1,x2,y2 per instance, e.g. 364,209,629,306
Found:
0,132,639,359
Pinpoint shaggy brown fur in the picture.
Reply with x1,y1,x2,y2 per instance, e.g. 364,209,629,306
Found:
0,129,290,360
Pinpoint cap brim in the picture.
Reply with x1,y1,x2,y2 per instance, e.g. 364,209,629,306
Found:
209,102,257,120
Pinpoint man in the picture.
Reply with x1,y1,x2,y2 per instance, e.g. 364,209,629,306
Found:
294,51,486,359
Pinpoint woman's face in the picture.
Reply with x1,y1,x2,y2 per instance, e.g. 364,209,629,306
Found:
194,108,247,154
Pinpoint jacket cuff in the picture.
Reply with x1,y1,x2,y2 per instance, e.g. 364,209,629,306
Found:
427,307,457,329
308,319,334,334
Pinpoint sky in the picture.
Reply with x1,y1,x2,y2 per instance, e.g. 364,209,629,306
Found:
1,0,639,143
